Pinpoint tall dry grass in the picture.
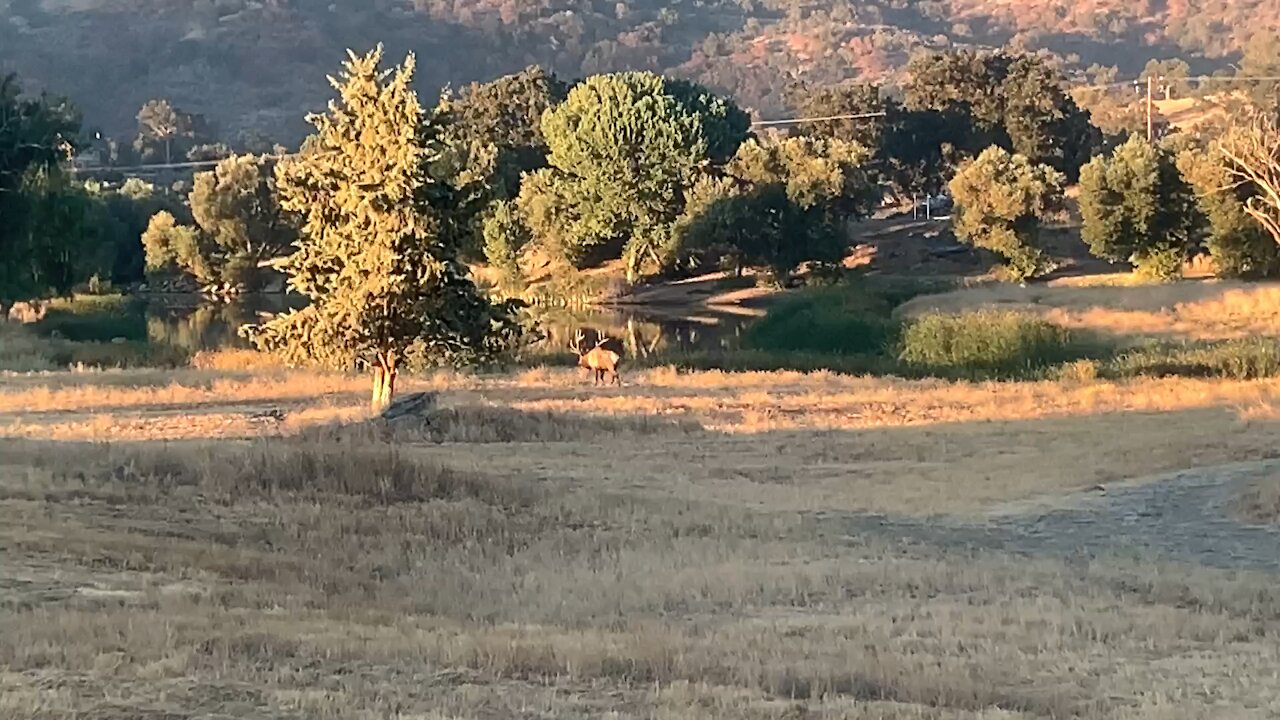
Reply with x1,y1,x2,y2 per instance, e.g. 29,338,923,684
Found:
3,430,1280,718
898,280,1280,342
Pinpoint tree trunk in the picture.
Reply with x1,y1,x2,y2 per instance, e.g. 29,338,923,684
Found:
371,367,386,412
370,354,398,411
381,366,397,408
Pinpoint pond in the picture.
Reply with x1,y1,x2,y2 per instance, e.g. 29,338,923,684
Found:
37,294,757,361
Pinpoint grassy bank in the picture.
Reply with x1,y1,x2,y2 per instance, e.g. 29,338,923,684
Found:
662,278,1280,382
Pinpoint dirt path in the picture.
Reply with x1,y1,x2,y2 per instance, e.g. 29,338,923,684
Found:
832,460,1280,573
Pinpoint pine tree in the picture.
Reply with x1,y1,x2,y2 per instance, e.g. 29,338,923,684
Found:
243,46,520,410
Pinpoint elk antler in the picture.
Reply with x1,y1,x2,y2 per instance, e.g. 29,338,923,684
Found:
570,330,586,355
595,333,610,348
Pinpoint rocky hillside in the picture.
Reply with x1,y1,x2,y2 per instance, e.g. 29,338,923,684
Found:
1,0,1276,145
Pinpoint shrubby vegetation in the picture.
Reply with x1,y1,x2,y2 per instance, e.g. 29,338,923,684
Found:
1079,136,1201,279
949,147,1065,281
4,0,1277,148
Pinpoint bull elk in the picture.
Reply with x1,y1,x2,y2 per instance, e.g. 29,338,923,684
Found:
570,330,623,386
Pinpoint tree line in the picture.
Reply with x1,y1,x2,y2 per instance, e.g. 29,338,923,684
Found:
7,44,1280,404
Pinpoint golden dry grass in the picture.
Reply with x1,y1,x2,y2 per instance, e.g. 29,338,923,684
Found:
897,279,1280,342
5,365,1280,718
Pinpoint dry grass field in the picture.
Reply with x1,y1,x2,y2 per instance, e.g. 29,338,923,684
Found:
897,279,1280,344
5,352,1280,718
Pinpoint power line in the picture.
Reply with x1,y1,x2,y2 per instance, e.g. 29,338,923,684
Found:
751,111,887,127
1072,75,1280,91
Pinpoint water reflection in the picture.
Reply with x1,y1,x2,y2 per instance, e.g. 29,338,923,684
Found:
138,296,753,357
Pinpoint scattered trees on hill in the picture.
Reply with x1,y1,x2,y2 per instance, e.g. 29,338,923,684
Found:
244,47,522,409
949,147,1065,281
1078,136,1201,279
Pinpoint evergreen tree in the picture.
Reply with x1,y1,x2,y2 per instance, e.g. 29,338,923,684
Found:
243,46,521,409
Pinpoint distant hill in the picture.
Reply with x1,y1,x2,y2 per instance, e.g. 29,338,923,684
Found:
1,0,1276,146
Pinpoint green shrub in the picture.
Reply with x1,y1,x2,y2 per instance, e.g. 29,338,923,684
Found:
743,284,901,355
899,312,1084,376
34,295,147,342
1105,339,1280,380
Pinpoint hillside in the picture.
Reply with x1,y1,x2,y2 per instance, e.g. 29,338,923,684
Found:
1,0,1277,145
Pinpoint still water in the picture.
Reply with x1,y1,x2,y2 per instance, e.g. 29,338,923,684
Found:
118,295,753,358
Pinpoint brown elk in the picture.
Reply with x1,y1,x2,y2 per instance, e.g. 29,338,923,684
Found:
570,330,623,386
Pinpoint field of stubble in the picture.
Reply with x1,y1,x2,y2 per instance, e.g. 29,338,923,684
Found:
3,360,1280,719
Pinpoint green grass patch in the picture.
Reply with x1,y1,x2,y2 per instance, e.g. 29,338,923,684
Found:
1104,338,1280,380
899,311,1093,376
741,279,948,356
33,294,148,342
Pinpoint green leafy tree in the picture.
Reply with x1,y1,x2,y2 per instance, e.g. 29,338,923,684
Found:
679,136,874,278
905,50,1100,179
0,74,85,308
135,99,193,164
482,200,532,283
434,66,568,200
948,146,1065,282
243,46,521,409
187,154,296,286
428,67,568,261
789,80,971,197
140,154,295,289
1079,136,1202,279
1177,146,1280,277
1218,112,1280,250
94,178,185,283
141,209,208,280
525,71,750,283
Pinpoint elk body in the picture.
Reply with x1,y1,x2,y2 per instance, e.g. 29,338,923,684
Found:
571,330,622,386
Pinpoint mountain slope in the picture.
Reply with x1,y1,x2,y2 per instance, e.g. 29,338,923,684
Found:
1,0,1275,144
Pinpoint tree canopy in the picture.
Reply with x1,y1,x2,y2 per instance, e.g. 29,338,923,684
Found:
905,50,1100,179
0,73,87,307
948,146,1065,281
1079,136,1201,278
520,71,751,282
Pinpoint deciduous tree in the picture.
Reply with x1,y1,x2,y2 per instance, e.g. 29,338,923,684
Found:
1219,112,1280,251
0,74,85,308
1079,136,1201,278
526,71,751,283
949,146,1065,281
